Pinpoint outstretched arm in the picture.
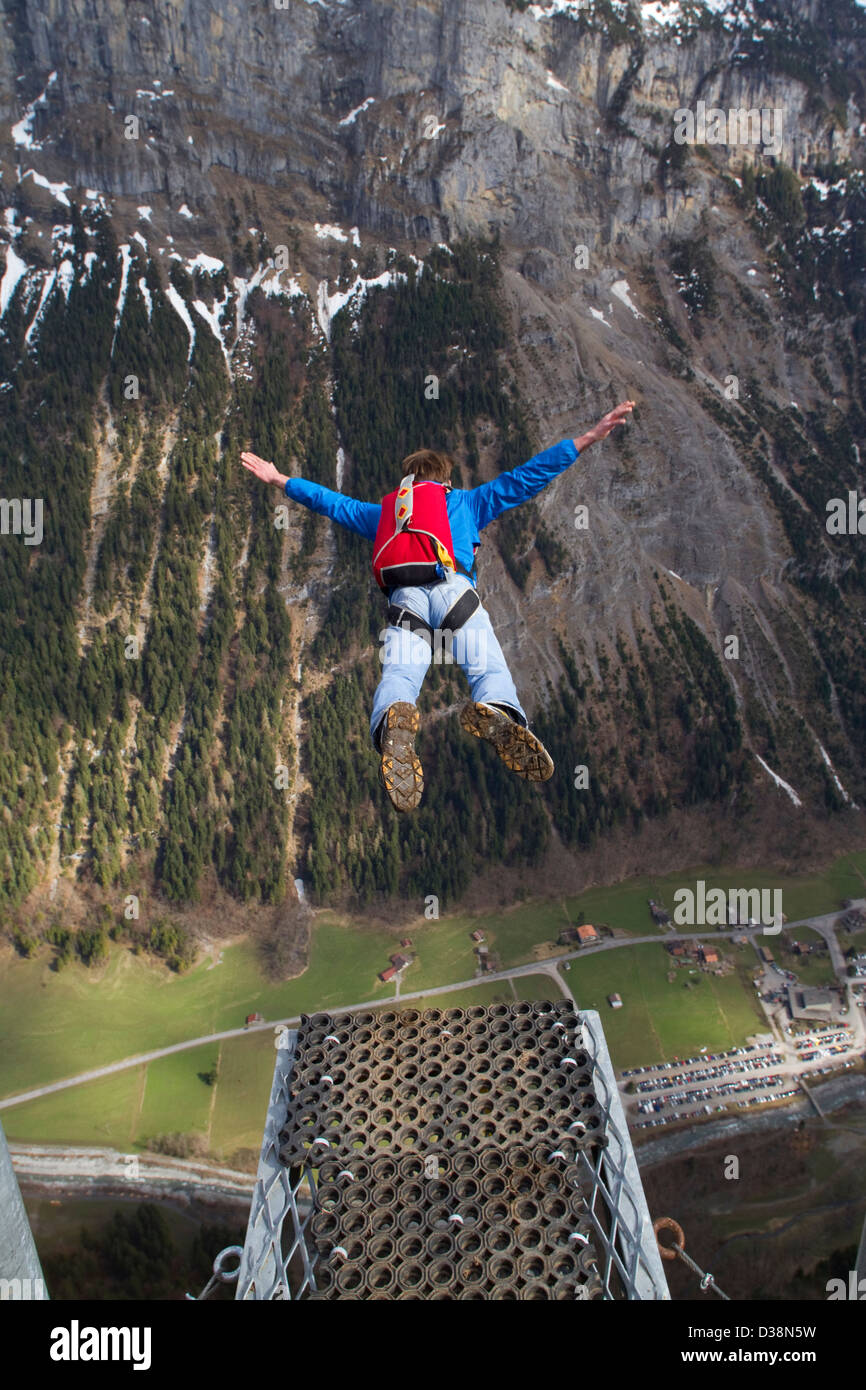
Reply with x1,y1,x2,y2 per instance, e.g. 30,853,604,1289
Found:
467,400,635,530
240,451,380,540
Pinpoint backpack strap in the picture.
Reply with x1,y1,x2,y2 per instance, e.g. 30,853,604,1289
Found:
372,474,418,580
394,475,415,529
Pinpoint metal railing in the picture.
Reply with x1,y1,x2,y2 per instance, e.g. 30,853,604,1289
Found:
236,1029,318,1299
0,1119,48,1300
575,1011,670,1298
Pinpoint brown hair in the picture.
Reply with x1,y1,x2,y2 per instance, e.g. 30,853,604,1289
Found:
401,448,455,484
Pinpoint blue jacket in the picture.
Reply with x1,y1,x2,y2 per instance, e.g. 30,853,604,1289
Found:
283,437,579,587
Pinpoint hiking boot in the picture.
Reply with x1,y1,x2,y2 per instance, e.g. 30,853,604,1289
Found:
459,700,554,781
378,701,424,811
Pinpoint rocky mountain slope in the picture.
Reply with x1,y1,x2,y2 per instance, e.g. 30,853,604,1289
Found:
1,0,865,923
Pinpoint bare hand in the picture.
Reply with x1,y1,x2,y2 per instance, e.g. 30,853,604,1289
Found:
575,400,635,452
240,451,282,486
588,400,635,444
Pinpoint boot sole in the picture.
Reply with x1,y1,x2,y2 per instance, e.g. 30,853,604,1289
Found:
379,702,424,812
459,701,554,782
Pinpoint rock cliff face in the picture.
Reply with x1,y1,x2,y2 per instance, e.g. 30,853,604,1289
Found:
2,1,862,229
2,0,866,909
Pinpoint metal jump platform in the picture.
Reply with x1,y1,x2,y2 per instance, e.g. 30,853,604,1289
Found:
236,1000,670,1300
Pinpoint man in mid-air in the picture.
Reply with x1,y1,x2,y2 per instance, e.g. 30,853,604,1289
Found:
241,399,634,811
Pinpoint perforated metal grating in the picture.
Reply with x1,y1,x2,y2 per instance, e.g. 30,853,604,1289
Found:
236,1002,670,1300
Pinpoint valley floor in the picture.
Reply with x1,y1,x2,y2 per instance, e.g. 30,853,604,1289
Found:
2,851,866,1167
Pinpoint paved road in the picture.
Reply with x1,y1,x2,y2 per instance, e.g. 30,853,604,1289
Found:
2,909,861,1111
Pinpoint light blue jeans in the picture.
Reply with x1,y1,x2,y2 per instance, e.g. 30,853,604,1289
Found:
370,572,526,746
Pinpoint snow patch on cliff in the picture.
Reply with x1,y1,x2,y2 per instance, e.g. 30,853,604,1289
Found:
754,754,802,808
0,245,29,317
11,71,57,149
527,1,755,32
24,269,57,346
611,279,644,318
528,0,592,19
231,264,309,356
188,252,225,275
641,1,759,33
338,97,375,126
315,223,361,246
193,295,232,372
165,283,196,359
21,169,70,206
818,743,857,809
110,244,132,354
316,266,411,342
57,258,74,301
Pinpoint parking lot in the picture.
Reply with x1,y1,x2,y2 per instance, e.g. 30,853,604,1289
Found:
620,1026,862,1129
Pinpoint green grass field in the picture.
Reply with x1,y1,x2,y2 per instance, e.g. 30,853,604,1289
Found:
375,981,512,1012
3,1068,145,1149
510,973,567,1002
208,1033,276,1162
775,928,838,987
371,848,866,984
0,917,403,1100
4,1033,274,1159
394,973,566,1012
842,926,866,956
3,849,865,1157
562,853,866,938
561,941,765,1070
135,1045,218,1148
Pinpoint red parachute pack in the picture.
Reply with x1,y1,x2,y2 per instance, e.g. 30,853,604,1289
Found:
372,476,457,591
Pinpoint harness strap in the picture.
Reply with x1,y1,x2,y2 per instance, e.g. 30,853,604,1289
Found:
440,587,480,633
387,604,434,646
386,588,480,643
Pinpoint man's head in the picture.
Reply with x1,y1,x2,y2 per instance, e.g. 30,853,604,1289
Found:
401,448,455,486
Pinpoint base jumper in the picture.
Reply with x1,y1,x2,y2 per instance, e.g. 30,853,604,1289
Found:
241,400,634,811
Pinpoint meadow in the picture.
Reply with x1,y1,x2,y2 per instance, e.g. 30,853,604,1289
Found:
3,850,864,1156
